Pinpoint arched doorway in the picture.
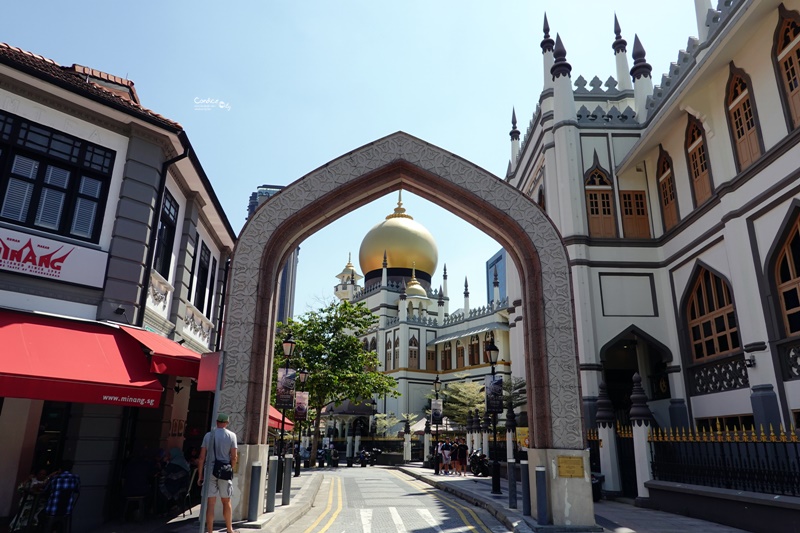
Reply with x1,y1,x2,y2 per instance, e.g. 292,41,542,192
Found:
221,132,590,523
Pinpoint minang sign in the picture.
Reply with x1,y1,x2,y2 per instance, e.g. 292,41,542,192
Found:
0,227,108,288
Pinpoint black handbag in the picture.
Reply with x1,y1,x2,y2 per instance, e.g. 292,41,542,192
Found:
211,430,234,480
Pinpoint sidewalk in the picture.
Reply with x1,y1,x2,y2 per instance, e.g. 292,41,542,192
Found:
397,463,748,533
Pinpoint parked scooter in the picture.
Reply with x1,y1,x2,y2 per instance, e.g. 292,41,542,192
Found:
469,449,491,477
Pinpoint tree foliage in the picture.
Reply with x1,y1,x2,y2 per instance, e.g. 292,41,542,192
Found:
436,377,484,429
503,376,527,411
274,299,398,464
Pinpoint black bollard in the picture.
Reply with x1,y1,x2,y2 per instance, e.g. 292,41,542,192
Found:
535,466,549,525
248,462,262,522
507,458,517,509
265,456,279,513
521,460,531,516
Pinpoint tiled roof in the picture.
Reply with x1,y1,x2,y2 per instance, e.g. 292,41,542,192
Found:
0,43,181,131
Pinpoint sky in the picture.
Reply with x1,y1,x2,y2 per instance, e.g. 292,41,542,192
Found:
1,2,699,314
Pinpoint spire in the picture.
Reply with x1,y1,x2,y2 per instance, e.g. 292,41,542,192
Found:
381,249,388,287
541,13,556,91
612,14,627,54
443,264,448,279
630,34,653,124
613,14,633,92
400,280,407,300
595,382,615,427
386,190,413,220
541,13,554,53
382,250,388,269
464,277,469,298
694,0,712,42
509,107,521,169
438,286,444,306
493,266,499,287
550,34,572,80
629,373,654,424
629,35,652,80
492,266,500,304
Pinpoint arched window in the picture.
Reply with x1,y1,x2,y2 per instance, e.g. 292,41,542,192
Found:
657,147,679,231
385,338,392,370
726,66,762,171
456,340,465,368
685,115,714,206
393,335,399,369
442,342,452,371
584,154,617,238
537,187,546,212
686,267,740,362
620,190,651,238
409,335,419,369
775,216,800,336
774,5,800,129
469,335,480,365
369,337,377,352
427,347,436,371
483,331,495,363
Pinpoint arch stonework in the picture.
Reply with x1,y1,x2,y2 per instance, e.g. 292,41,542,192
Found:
221,131,583,451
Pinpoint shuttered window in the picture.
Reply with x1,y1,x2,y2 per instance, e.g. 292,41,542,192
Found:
727,72,762,171
657,150,679,231
686,117,713,206
585,166,616,238
620,190,650,238
686,267,740,362
776,11,800,129
409,336,419,369
776,217,800,336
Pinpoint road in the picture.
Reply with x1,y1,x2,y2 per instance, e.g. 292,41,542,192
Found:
287,466,511,533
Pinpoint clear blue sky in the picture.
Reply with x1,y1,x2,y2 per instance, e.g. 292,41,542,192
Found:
1,2,698,313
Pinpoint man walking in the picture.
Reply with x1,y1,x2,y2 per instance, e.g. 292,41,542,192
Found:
40,460,80,532
198,413,238,533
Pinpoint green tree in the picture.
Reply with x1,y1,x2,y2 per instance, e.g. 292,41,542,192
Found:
435,377,485,430
274,300,398,465
503,376,527,411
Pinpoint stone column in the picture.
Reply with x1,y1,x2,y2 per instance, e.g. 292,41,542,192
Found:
630,373,655,505
595,383,621,496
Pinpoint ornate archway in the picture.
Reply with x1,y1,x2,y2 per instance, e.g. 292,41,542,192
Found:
222,132,583,452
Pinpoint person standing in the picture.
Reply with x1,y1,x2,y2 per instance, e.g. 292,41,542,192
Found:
39,460,80,532
198,413,238,533
457,438,469,476
440,438,452,475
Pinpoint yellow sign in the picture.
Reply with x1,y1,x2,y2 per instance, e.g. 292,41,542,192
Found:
557,456,584,478
516,427,530,448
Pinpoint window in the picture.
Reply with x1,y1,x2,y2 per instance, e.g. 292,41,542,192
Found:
469,335,480,365
206,257,217,317
0,110,114,242
685,116,714,206
385,339,392,370
584,157,617,238
193,242,211,312
775,216,800,336
686,267,740,362
426,348,436,371
409,336,419,369
620,190,651,238
775,6,800,129
656,149,679,231
393,335,399,369
456,340,465,368
726,67,762,171
483,331,495,363
153,190,179,278
442,342,452,371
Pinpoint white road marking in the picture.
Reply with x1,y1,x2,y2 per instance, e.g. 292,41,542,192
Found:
417,508,444,531
360,508,373,533
389,507,407,532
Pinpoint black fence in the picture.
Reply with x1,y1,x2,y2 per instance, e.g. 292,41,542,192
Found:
587,429,601,472
649,425,800,496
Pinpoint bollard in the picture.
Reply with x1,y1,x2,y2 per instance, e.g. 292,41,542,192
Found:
520,460,531,516
248,462,262,522
535,466,550,525
265,456,279,513
507,458,517,509
282,455,293,506
294,453,301,477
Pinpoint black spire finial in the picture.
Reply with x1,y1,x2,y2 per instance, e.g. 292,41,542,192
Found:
612,14,627,54
595,382,615,427
510,108,520,141
493,266,499,287
550,34,572,79
382,250,388,268
630,35,652,80
400,279,407,300
541,13,555,53
464,277,469,298
629,372,654,424
438,285,444,305
443,264,448,279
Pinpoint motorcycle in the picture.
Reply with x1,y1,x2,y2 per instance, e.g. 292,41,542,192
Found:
469,449,491,477
360,447,381,466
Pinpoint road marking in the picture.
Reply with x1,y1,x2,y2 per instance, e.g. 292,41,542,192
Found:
360,508,373,533
389,507,407,532
302,476,335,533
318,476,343,533
417,508,444,531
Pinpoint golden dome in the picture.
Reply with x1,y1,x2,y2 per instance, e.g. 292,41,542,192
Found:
359,194,438,276
405,265,428,297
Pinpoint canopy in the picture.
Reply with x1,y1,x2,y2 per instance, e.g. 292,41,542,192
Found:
0,310,163,408
119,325,201,377
269,405,295,431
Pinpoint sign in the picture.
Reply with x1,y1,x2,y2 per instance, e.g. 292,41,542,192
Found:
557,456,585,478
276,368,296,410
484,374,503,414
295,391,308,421
197,351,222,391
431,399,443,425
0,227,108,288
516,427,530,448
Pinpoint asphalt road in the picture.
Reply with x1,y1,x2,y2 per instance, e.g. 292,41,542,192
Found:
287,466,510,533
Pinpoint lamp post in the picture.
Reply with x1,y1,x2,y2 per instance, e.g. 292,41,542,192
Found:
485,339,502,495
370,398,377,451
276,334,295,492
294,368,309,477
433,375,442,475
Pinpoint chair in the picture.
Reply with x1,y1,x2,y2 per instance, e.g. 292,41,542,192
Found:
180,468,197,517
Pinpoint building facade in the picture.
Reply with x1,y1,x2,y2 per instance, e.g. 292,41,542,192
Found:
506,0,800,507
0,45,235,530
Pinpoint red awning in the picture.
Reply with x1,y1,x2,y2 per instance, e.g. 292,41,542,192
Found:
269,405,294,431
0,310,162,408
119,326,201,378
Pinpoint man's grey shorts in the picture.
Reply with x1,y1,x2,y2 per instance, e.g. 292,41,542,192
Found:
207,476,233,498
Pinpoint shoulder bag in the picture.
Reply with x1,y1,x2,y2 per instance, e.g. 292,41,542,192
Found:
211,429,234,481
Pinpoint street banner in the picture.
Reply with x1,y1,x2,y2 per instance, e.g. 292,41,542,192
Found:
276,368,297,409
295,391,309,421
485,374,504,414
431,399,443,425
197,351,222,391
516,427,530,448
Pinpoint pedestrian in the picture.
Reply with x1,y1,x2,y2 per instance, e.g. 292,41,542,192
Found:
198,413,238,533
39,460,80,532
457,438,469,476
441,438,452,475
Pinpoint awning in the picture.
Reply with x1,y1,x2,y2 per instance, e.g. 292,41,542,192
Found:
269,405,295,431
0,310,162,408
426,322,510,346
119,325,201,378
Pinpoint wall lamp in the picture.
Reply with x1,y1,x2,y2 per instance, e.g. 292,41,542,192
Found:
743,341,768,368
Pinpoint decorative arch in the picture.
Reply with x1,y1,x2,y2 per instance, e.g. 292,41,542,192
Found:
598,324,674,364
725,63,764,172
764,198,800,339
583,151,617,238
222,131,581,450
656,145,679,232
772,3,800,131
685,114,714,207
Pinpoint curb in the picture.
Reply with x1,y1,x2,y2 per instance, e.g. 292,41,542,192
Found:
259,472,325,533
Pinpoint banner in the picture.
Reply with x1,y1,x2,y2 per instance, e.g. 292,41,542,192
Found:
485,374,504,414
197,351,222,392
276,368,297,410
295,391,309,421
516,427,530,448
431,399,443,425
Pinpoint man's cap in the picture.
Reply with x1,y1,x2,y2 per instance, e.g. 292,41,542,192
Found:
217,413,229,423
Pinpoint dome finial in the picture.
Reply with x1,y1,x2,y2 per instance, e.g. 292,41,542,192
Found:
510,108,520,141
387,191,412,220
613,14,627,54
551,34,572,79
541,13,555,53
630,34,652,80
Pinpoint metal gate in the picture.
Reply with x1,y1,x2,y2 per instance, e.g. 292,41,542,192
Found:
615,422,638,498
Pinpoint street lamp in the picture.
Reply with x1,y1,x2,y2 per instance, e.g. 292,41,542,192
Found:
294,368,309,477
276,334,295,492
370,398,378,451
485,338,502,495
433,375,442,475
